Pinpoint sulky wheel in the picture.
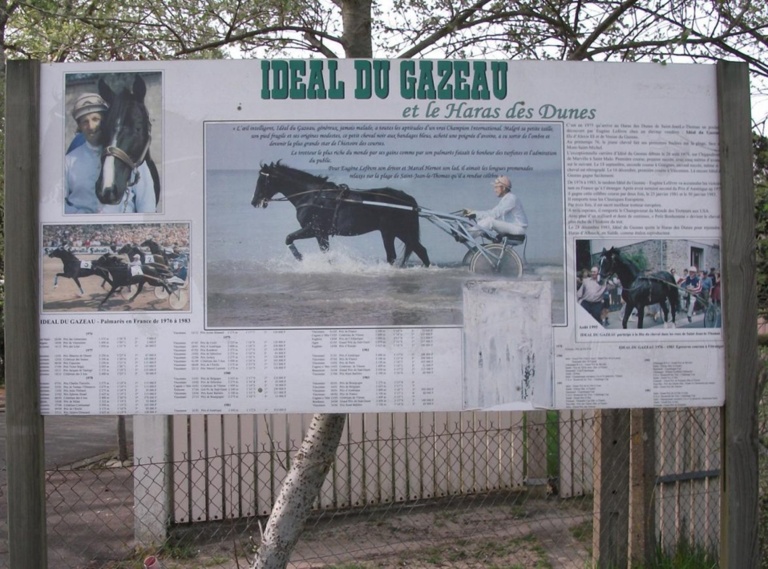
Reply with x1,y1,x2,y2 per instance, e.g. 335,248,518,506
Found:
469,244,523,278
168,287,188,310
461,248,477,266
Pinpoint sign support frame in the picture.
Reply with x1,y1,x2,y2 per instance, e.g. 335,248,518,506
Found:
716,60,760,569
5,59,46,568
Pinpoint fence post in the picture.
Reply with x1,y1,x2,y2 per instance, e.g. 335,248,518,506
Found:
526,410,549,495
592,409,630,568
629,408,656,566
716,60,760,569
134,415,173,546
4,60,47,568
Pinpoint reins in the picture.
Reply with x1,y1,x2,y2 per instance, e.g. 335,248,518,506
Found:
260,171,416,208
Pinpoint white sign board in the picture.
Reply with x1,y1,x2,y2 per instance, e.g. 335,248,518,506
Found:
37,59,724,414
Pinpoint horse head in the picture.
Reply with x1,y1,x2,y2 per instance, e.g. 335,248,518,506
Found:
597,247,618,284
252,162,280,208
140,238,158,252
95,75,152,206
48,246,68,259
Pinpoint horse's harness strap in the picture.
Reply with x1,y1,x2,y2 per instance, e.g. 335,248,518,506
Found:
331,185,350,233
104,134,152,188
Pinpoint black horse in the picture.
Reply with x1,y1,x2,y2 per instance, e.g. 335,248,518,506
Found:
115,243,171,274
140,239,170,265
252,161,430,267
91,254,173,309
96,75,161,208
598,247,679,329
48,247,112,296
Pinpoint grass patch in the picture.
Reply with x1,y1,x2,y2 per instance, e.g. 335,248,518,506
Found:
643,539,718,569
398,534,551,567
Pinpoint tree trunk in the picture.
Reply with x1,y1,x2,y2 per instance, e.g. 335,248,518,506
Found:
251,3,370,565
250,413,347,569
341,0,372,58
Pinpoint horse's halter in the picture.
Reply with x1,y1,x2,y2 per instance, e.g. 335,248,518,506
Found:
103,135,151,185
254,170,275,207
597,254,614,284
99,105,152,211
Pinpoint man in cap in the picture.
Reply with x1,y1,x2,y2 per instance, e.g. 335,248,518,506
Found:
682,265,702,323
64,90,156,214
463,175,528,237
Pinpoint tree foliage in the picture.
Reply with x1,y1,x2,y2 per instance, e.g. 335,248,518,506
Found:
755,133,768,320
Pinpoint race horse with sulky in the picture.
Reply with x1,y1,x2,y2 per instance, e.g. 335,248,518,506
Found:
115,243,170,273
140,238,170,265
251,161,430,267
91,254,174,309
48,246,112,296
95,75,161,208
598,247,679,329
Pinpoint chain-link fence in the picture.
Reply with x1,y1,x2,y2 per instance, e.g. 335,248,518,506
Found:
0,408,727,568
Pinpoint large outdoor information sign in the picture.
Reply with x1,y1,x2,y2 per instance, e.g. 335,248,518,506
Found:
37,59,725,415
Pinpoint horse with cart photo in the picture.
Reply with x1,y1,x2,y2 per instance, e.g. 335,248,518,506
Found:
251,161,526,278
204,121,566,328
42,222,191,312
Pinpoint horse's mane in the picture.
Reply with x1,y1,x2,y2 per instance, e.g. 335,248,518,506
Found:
606,248,642,276
266,162,329,186
264,161,417,205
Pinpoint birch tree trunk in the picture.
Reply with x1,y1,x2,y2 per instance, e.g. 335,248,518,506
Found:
250,3,369,565
250,413,347,569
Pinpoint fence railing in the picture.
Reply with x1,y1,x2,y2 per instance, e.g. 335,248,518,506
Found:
168,410,595,524
0,407,724,568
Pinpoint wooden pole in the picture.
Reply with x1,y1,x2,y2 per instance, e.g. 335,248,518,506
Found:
4,60,46,568
629,408,656,566
592,409,630,568
716,60,760,569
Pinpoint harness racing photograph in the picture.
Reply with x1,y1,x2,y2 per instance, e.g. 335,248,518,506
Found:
41,223,190,312
204,120,568,328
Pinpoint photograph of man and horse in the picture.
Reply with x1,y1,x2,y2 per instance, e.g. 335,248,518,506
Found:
576,239,721,331
63,71,162,214
204,121,567,329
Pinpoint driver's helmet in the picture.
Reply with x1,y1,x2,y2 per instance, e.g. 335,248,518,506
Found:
72,93,109,121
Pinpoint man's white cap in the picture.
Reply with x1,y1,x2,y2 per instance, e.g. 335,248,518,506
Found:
492,175,511,189
72,92,109,121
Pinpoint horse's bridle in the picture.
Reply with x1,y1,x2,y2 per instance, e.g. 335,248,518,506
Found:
597,254,614,284
103,134,152,187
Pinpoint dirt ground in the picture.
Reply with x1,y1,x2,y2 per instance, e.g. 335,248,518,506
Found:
140,496,593,569
42,255,190,313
